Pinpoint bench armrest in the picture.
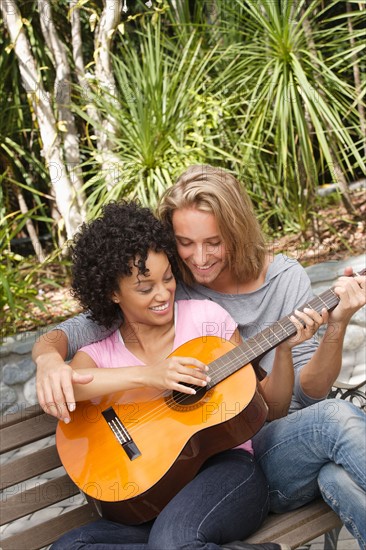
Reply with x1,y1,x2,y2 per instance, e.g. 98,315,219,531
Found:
329,379,366,411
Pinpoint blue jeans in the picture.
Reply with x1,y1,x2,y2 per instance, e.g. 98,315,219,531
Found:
51,449,269,550
252,399,366,549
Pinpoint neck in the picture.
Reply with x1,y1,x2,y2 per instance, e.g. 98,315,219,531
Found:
205,256,270,294
120,318,175,363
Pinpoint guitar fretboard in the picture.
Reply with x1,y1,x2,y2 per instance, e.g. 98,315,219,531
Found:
207,287,340,388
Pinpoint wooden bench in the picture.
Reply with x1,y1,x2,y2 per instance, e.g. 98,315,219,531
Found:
1,381,365,550
0,405,98,550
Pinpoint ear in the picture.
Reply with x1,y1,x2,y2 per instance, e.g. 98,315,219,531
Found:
111,291,120,304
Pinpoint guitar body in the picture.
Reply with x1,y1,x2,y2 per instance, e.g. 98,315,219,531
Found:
56,336,268,524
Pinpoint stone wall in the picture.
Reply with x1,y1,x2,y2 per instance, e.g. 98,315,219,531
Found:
0,329,42,414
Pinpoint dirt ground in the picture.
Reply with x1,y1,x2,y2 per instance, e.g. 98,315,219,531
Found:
271,188,365,266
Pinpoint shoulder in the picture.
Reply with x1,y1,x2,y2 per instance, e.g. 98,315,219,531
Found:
79,330,121,355
265,255,313,310
269,253,305,271
174,300,237,344
176,299,230,318
175,281,208,301
79,330,137,368
267,254,309,283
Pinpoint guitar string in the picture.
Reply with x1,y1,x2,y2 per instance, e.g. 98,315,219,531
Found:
116,292,336,436
114,315,299,438
67,282,363,488
105,343,262,444
104,291,338,439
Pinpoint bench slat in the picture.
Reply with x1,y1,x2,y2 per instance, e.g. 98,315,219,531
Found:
1,415,58,453
0,405,45,429
244,499,342,548
275,511,342,548
1,474,81,524
1,445,62,489
2,383,363,550
0,503,99,550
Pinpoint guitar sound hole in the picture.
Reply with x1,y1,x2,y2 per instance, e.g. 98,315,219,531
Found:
172,385,208,406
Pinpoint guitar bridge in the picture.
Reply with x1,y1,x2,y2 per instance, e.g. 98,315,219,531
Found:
102,407,141,461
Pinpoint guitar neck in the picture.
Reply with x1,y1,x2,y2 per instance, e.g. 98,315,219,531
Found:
208,267,365,388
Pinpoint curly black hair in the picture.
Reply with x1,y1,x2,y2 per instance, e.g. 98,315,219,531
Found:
70,201,179,328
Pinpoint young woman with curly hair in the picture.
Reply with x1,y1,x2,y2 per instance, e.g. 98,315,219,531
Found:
49,201,320,550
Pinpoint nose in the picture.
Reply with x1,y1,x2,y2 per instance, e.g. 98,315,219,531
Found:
191,243,215,266
191,243,207,266
154,284,171,301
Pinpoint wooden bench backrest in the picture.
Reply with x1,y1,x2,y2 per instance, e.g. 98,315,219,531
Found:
0,405,99,550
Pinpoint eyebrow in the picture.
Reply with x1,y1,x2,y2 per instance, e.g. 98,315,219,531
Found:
175,235,221,241
133,262,172,286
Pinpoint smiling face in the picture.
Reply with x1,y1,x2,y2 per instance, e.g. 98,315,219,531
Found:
172,207,231,291
112,251,176,327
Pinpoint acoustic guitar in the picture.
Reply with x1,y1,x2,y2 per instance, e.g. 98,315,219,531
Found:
56,272,364,524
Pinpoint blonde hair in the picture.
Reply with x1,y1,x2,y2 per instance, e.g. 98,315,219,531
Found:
157,165,267,285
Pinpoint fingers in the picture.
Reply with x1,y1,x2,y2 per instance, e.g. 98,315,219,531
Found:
294,307,324,328
288,307,324,347
166,356,210,395
72,372,95,384
331,275,366,321
41,392,69,422
334,275,366,296
37,367,94,423
45,372,72,422
37,375,66,421
64,372,94,415
343,266,354,277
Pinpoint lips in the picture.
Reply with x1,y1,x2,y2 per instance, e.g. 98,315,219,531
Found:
192,262,216,272
150,302,170,312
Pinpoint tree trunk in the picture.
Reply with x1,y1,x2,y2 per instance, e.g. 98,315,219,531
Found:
38,0,86,216
1,0,84,240
69,0,101,129
15,187,46,262
94,0,124,190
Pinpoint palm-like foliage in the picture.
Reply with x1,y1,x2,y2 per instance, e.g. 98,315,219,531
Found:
1,0,365,335
214,0,366,231
77,18,232,214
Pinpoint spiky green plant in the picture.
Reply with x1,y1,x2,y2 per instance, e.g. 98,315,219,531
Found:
213,0,366,232
75,17,234,216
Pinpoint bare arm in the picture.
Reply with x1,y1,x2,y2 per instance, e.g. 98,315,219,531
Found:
33,312,119,421
33,330,93,422
300,271,366,398
260,308,325,420
69,350,210,403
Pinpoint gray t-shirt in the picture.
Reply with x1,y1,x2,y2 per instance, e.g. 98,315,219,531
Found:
56,254,321,411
